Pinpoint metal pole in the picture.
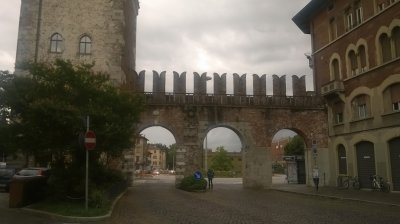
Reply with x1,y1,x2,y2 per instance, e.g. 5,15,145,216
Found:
205,134,208,171
85,116,89,210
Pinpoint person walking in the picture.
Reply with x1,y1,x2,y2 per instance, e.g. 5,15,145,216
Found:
207,168,215,189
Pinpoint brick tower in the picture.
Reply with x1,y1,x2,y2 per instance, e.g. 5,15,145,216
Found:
15,0,140,83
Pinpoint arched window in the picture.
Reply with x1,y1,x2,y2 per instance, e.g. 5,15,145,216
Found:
333,101,344,124
79,35,92,55
351,94,370,119
393,27,400,58
383,83,400,113
50,33,63,53
348,50,358,76
331,59,340,80
358,45,367,72
380,33,392,63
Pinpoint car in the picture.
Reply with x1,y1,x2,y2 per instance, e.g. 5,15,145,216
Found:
168,170,176,174
0,168,17,192
152,169,160,175
13,167,51,179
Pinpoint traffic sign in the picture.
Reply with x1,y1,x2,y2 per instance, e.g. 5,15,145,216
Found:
84,131,96,150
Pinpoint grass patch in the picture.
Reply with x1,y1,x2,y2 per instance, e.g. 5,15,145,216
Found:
28,198,111,217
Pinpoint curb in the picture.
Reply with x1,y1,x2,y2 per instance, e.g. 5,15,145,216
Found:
271,188,400,207
21,188,128,223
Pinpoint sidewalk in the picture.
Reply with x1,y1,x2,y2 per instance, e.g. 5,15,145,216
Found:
271,183,400,207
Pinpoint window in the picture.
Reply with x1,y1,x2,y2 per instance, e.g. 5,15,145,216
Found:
331,59,340,80
352,95,369,119
348,50,358,76
329,18,337,41
358,104,367,118
390,83,400,111
358,45,367,72
50,33,63,53
355,7,363,25
378,3,385,11
380,33,392,63
393,27,400,58
79,35,92,54
393,102,400,111
333,102,344,124
136,156,139,162
346,12,353,30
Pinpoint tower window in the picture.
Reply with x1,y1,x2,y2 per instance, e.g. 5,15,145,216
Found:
50,33,63,53
79,35,92,55
355,7,363,25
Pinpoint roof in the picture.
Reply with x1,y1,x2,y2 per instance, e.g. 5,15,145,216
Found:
292,0,330,34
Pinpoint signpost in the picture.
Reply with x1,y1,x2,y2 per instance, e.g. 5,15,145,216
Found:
84,116,96,210
85,131,96,150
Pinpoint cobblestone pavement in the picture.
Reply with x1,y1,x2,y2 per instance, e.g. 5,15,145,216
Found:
95,176,400,224
1,175,400,224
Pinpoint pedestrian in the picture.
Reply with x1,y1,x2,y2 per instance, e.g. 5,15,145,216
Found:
207,168,215,189
313,167,319,192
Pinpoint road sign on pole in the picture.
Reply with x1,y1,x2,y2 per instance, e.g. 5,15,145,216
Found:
84,131,96,150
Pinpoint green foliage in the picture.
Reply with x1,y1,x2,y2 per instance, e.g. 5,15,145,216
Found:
210,146,234,171
0,60,144,198
89,189,109,208
284,135,305,156
178,175,207,192
166,144,177,170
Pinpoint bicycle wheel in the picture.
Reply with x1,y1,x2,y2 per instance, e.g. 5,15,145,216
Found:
383,182,390,193
343,180,349,189
353,180,360,190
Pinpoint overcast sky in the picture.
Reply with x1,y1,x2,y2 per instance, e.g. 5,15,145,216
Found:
0,0,309,150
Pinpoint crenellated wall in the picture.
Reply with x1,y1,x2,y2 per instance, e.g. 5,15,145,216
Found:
129,70,309,96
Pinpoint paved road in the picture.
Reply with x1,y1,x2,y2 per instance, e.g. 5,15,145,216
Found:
1,175,400,224
95,175,400,224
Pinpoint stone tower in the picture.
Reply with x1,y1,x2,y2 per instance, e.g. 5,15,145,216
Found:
15,0,140,83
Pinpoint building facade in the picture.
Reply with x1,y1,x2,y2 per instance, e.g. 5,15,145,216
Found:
15,0,139,83
293,0,400,190
148,145,167,170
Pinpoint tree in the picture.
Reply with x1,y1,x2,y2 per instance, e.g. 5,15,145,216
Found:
210,146,233,171
166,144,177,170
0,60,144,197
284,135,305,156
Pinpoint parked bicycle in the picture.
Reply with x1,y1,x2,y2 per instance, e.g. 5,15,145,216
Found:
371,175,390,192
337,175,360,190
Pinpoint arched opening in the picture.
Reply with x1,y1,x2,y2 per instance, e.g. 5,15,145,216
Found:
129,126,177,179
380,33,392,63
203,127,242,186
389,137,400,191
271,129,305,185
355,141,375,189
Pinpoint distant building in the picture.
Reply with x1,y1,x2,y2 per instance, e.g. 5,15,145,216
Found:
148,144,167,170
293,0,400,189
271,137,292,163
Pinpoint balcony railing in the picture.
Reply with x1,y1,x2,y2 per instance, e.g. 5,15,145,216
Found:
321,80,344,97
133,92,325,109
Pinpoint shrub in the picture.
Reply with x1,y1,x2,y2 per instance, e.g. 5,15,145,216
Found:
178,175,207,192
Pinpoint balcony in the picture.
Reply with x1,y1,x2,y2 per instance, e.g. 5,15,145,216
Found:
321,80,344,97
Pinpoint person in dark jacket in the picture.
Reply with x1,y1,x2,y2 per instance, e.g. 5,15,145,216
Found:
207,168,215,189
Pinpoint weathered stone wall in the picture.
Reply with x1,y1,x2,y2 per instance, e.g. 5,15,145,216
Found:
16,0,139,83
138,104,328,189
